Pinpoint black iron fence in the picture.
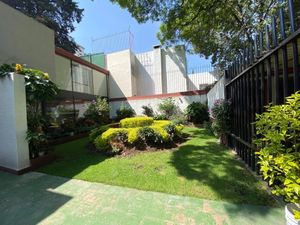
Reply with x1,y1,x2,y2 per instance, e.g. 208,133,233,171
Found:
225,0,300,172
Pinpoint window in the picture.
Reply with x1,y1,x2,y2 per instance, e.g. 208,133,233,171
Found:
72,62,93,94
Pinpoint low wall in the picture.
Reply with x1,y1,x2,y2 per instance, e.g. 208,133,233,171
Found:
207,76,225,110
109,90,208,118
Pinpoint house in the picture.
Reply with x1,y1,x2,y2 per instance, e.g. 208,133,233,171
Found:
0,1,221,119
0,1,224,173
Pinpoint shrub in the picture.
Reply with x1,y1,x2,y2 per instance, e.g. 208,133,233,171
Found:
142,105,154,117
92,119,184,153
186,102,209,124
127,128,140,144
255,92,300,217
149,125,170,142
116,106,135,121
89,125,110,142
94,128,128,151
158,98,179,119
211,99,232,137
138,127,165,146
170,112,188,125
153,120,172,127
165,123,183,140
203,121,214,136
120,117,154,128
84,98,110,124
153,114,168,120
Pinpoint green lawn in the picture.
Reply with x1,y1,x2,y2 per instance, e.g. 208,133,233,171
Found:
39,127,276,206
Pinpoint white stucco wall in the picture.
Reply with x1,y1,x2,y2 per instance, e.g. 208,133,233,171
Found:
162,47,188,93
134,46,187,96
187,72,218,91
207,76,226,110
0,74,30,171
0,2,55,78
106,50,134,98
109,94,207,118
135,51,158,95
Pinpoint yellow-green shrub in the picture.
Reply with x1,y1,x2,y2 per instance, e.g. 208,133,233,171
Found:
120,117,154,128
150,125,170,141
175,124,184,133
94,128,128,150
128,128,139,144
89,125,110,141
92,119,185,151
153,120,171,127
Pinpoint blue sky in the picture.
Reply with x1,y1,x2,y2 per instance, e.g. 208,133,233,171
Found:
72,0,211,70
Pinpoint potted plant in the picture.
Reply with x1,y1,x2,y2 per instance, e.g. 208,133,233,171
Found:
255,92,300,224
211,99,232,145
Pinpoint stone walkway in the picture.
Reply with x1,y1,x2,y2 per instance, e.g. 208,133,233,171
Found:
0,172,284,225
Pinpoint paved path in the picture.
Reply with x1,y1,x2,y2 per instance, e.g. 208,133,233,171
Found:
0,172,284,225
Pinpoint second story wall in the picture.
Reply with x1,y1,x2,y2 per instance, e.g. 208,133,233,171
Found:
55,48,108,97
0,2,55,78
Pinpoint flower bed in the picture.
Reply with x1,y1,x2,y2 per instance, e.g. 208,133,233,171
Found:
89,117,184,155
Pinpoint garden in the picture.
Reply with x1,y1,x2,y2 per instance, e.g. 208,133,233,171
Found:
36,86,277,207
1,62,299,221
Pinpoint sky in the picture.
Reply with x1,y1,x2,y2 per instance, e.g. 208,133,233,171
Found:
71,0,212,70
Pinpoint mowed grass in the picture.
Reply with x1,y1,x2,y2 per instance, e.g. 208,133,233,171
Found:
39,127,276,206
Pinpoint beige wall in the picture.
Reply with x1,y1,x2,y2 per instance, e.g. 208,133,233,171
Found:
106,50,134,98
0,2,55,77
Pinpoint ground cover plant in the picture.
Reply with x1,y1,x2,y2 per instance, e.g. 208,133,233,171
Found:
39,126,276,206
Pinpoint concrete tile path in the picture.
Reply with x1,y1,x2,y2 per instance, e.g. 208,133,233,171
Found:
0,171,284,225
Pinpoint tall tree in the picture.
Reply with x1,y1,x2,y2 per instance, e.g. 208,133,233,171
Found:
1,0,84,53
110,0,280,68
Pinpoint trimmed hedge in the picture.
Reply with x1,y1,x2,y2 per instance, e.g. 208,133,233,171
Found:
93,119,184,153
120,117,154,128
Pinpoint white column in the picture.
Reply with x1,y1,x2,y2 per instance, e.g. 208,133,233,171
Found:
0,73,30,172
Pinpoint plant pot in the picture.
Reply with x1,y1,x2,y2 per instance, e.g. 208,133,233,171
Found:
30,153,56,170
286,203,300,225
219,134,228,146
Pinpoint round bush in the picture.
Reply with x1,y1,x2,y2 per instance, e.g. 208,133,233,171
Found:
186,102,209,124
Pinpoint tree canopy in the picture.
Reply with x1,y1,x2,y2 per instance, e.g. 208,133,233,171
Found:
1,0,84,53
110,0,280,68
